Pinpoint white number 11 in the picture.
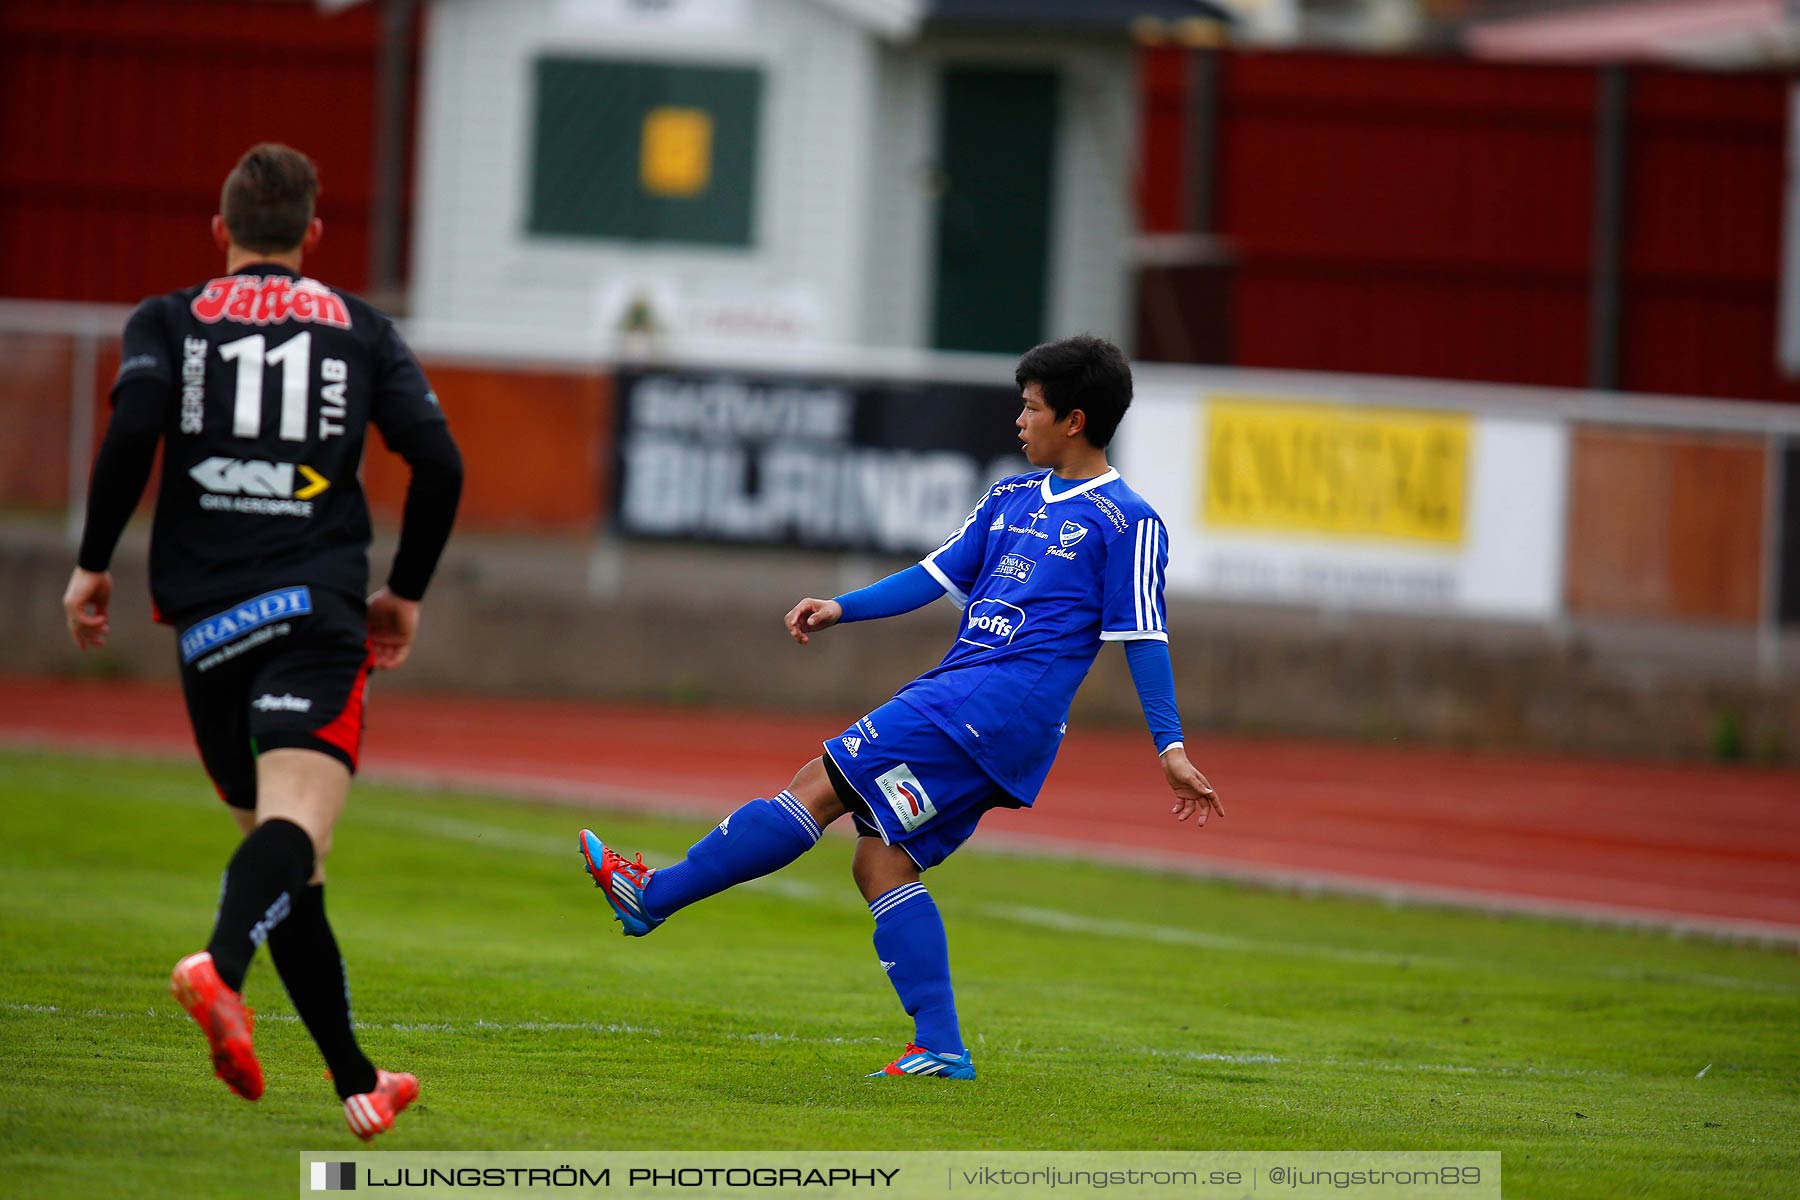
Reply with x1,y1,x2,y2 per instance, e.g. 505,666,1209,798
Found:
219,331,311,441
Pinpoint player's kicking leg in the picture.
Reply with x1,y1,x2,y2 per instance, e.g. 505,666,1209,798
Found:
579,758,842,933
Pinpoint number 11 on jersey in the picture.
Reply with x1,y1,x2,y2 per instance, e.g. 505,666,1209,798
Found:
217,331,349,442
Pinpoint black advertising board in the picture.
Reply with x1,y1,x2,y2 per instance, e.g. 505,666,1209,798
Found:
612,368,1025,556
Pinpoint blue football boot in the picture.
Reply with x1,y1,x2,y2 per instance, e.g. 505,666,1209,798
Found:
868,1043,977,1079
579,829,664,936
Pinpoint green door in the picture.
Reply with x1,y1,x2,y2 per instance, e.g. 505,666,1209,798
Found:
930,66,1059,354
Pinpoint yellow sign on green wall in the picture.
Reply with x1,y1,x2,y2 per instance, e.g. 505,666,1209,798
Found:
529,58,760,246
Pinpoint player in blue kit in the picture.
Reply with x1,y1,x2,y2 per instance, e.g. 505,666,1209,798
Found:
579,334,1221,1078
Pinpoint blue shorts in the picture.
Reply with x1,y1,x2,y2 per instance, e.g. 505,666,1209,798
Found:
821,698,1018,871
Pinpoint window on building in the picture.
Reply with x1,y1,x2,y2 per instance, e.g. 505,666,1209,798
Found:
528,57,762,247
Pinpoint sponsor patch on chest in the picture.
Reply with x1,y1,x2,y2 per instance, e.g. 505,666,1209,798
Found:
959,599,1026,650
991,554,1035,583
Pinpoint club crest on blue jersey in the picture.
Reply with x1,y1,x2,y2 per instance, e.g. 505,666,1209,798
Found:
179,587,313,663
1059,521,1087,548
959,599,1025,650
874,763,938,832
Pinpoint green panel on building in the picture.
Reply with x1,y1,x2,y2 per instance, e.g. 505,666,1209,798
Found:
529,58,762,247
931,65,1059,354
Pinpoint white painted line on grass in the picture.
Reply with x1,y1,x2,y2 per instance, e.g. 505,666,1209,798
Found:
347,806,1800,995
8,736,1798,946
2,1001,1633,1082
0,1002,887,1046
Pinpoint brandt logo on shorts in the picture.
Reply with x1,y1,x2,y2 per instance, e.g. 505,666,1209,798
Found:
959,599,1026,651
874,764,937,833
253,693,313,713
841,735,863,757
180,587,313,663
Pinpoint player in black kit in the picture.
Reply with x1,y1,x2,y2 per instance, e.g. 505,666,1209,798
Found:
62,144,462,1141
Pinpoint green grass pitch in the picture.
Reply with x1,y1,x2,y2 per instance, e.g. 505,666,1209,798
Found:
1,749,1797,1198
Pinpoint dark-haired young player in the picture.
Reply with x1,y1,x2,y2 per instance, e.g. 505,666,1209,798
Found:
579,334,1219,1078
63,143,462,1137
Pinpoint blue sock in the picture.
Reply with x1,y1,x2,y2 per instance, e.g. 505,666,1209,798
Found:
870,882,963,1057
641,791,821,921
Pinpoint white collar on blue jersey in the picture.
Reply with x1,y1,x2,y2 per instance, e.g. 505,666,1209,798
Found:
1039,467,1119,504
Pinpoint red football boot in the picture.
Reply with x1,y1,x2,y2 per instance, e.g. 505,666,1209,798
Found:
343,1070,419,1141
169,951,264,1100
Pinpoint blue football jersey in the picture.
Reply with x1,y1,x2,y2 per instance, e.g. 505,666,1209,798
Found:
898,468,1170,802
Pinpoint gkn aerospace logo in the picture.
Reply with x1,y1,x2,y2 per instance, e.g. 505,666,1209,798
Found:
190,457,329,517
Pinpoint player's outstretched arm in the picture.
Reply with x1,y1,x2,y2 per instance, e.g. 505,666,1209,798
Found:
785,597,842,645
1161,744,1224,828
787,563,950,644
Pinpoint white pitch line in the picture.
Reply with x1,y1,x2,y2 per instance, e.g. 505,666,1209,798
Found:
7,747,1796,995
973,903,1463,969
0,1001,1631,1081
339,806,1800,995
1141,1047,1625,1081
8,737,1799,947
0,1001,895,1045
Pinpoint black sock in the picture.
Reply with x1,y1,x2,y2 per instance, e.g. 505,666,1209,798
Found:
268,884,378,1099
205,818,314,993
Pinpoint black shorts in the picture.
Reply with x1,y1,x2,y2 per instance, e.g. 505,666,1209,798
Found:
822,752,878,836
172,584,373,810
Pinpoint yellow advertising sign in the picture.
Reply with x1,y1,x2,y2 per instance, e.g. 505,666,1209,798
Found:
1202,397,1470,544
640,106,713,198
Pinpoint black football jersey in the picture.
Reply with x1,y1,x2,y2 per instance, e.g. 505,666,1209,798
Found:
113,263,447,617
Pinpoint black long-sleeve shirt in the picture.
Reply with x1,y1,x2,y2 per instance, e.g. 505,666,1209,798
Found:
79,265,462,616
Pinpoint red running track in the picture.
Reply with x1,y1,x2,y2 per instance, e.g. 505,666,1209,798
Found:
4,674,1798,942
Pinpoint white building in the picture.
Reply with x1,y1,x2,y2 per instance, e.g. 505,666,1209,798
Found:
410,0,1226,358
